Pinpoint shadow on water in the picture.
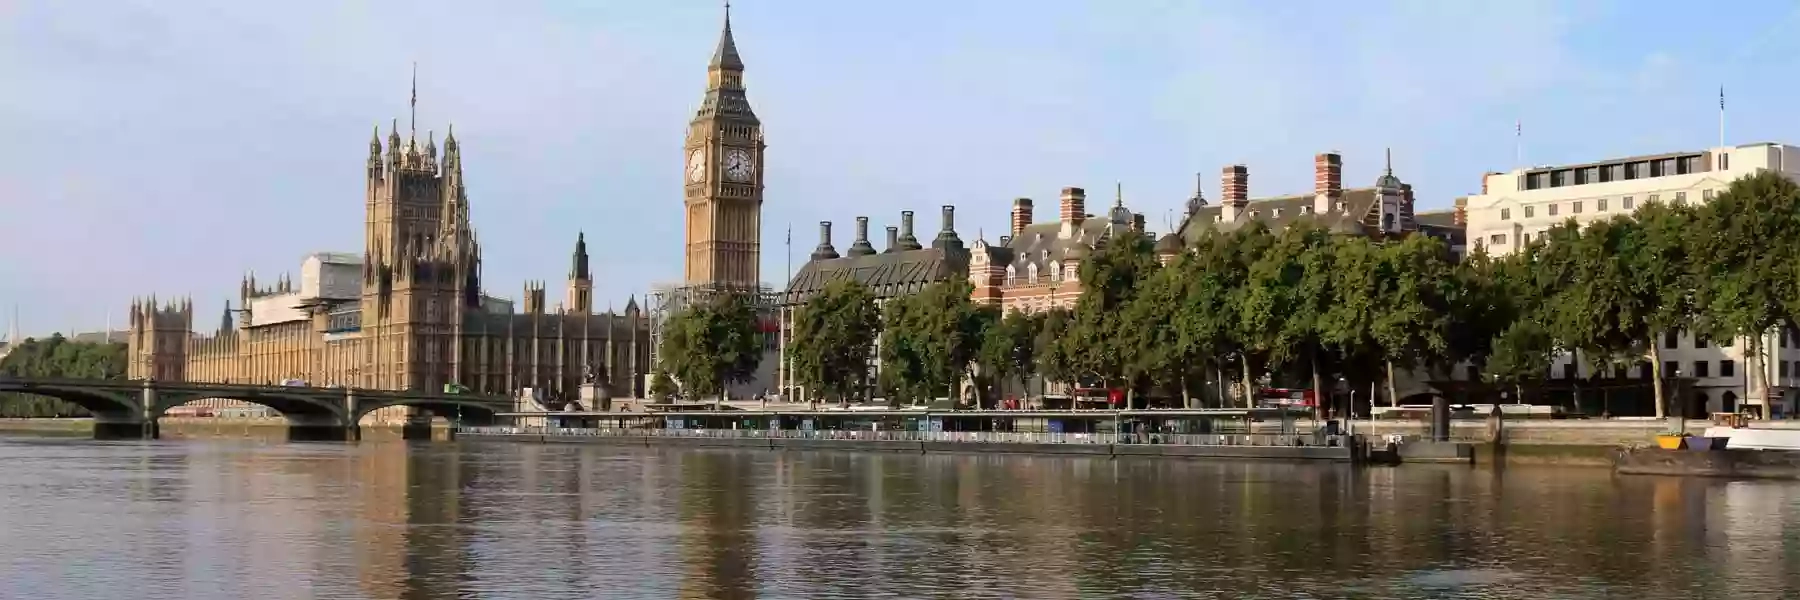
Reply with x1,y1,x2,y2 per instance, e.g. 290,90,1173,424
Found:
5,439,1800,599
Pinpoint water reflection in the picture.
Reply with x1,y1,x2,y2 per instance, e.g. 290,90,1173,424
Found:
4,437,1800,599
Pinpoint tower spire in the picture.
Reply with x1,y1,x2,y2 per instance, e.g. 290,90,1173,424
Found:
711,2,744,71
410,62,418,141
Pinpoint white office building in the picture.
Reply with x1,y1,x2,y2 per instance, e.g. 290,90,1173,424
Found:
1462,143,1800,418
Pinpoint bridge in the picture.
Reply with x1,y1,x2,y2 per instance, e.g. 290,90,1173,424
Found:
0,377,511,440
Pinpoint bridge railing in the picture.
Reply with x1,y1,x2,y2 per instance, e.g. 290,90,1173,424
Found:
455,426,1347,448
0,377,510,402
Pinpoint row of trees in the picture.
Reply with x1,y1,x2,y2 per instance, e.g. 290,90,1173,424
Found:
0,334,127,417
657,172,1800,415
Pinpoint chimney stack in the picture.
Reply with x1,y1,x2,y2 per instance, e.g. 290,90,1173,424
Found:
811,221,840,260
1453,197,1468,227
898,211,923,251
932,205,964,251
999,235,1012,246
1060,187,1086,226
1314,152,1343,197
1315,152,1341,214
885,226,900,253
1221,165,1249,222
847,216,876,257
1132,213,1146,233
1012,198,1034,237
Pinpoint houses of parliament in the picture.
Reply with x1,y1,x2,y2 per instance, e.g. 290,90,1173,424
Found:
125,11,768,406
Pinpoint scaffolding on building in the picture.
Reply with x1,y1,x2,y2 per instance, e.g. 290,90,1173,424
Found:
646,282,783,397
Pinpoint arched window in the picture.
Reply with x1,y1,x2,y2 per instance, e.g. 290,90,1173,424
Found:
1049,261,1062,282
1005,264,1016,286
1027,263,1039,284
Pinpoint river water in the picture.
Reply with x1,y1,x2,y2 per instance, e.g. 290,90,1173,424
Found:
2,437,1799,600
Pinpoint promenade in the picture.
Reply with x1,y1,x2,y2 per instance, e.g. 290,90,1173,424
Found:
456,425,1360,461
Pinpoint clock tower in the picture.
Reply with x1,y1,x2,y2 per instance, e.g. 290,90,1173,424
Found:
683,6,766,290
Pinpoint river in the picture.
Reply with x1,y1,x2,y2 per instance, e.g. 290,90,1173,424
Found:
1,436,1798,599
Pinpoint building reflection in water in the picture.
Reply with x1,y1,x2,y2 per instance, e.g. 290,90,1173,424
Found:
20,439,1800,599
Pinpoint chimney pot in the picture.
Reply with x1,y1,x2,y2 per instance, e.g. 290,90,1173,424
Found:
941,205,956,232
1012,197,1034,237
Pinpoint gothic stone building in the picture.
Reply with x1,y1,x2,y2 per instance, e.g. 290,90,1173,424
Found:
776,208,968,401
128,116,649,416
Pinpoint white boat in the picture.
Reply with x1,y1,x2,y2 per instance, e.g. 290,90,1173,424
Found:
1703,427,1800,451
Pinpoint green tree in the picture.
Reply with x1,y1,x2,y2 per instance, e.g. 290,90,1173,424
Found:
1622,201,1699,418
1068,230,1161,402
1241,224,1336,406
1034,307,1077,396
977,309,1041,405
657,293,764,402
1691,171,1800,413
0,334,127,417
1371,234,1456,406
880,280,989,407
648,371,678,401
788,279,882,405
1486,321,1556,401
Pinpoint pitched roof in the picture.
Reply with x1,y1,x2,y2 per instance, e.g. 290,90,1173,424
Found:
1156,187,1394,252
782,247,966,304
988,214,1134,273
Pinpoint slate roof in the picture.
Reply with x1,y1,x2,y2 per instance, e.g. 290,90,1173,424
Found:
1413,209,1466,247
980,210,1136,276
782,247,966,304
1155,185,1409,253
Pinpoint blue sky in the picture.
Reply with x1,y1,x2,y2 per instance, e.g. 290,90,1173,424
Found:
4,0,1800,337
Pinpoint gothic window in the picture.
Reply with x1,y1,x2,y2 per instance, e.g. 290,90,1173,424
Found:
1005,264,1016,286
1027,263,1039,284
1049,261,1062,282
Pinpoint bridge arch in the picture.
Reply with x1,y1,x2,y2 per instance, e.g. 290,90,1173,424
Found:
0,382,141,419
150,390,347,422
350,397,502,426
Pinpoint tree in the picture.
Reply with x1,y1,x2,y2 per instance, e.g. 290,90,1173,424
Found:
977,309,1041,405
880,280,989,407
0,334,126,417
1121,254,1196,405
1691,171,1800,414
1068,230,1161,402
656,293,764,402
1241,224,1336,407
1180,227,1268,407
1034,307,1077,396
648,371,678,401
1621,201,1698,419
1486,321,1556,400
788,279,882,405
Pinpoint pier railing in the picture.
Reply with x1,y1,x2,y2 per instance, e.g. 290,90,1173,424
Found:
457,426,1344,448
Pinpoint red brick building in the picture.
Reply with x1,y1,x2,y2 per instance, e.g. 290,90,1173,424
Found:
968,185,1145,314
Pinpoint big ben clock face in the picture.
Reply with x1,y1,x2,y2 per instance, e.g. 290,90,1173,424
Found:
722,148,755,182
686,149,705,183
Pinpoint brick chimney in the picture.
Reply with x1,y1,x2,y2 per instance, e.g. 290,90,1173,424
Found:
1221,165,1249,223
1011,198,1033,237
1059,187,1086,226
1453,197,1468,226
1314,152,1341,214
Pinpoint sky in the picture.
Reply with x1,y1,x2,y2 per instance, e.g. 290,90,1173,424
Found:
4,0,1800,338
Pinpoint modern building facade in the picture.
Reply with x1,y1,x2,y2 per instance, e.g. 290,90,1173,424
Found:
1462,142,1800,417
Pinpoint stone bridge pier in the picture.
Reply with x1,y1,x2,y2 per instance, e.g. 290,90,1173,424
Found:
91,382,160,440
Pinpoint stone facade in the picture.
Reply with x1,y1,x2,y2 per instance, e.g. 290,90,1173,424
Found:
683,10,765,290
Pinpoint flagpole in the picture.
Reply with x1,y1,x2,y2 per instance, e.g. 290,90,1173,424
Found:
1515,119,1523,169
1719,85,1726,150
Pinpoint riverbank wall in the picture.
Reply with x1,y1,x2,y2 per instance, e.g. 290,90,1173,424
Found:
467,431,1358,462
0,418,451,441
